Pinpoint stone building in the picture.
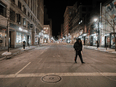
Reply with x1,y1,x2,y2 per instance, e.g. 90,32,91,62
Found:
0,0,44,50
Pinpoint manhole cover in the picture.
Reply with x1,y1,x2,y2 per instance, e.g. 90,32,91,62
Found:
41,75,61,83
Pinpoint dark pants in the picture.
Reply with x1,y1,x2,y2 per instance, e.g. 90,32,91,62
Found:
23,45,25,49
75,50,84,63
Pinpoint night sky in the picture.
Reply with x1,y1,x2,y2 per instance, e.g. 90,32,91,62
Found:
44,0,105,39
44,0,78,38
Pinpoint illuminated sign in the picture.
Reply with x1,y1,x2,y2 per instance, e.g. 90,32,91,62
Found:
19,27,28,33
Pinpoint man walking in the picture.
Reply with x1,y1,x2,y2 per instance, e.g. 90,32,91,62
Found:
73,38,85,63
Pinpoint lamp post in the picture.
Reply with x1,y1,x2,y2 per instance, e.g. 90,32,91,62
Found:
7,19,10,52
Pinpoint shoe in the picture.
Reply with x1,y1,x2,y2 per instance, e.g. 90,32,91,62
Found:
75,61,77,63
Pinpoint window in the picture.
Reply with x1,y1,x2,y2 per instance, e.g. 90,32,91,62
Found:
28,22,30,29
11,0,15,3
82,7,86,12
89,7,92,11
18,1,21,10
0,1,6,17
24,0,26,3
31,0,32,10
23,5,26,14
28,0,29,5
23,18,26,27
10,8,15,22
28,12,30,17
82,13,85,17
31,15,32,20
17,14,21,24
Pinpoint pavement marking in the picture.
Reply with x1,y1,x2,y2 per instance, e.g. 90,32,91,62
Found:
39,47,49,55
0,72,116,78
15,62,31,76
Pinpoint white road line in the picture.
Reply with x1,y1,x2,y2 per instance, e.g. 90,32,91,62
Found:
15,62,31,76
0,72,116,78
39,47,49,55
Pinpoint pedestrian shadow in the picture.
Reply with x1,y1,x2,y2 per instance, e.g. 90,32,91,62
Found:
45,61,76,64
66,64,82,72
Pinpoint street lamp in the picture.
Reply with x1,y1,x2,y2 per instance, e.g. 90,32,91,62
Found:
94,18,98,22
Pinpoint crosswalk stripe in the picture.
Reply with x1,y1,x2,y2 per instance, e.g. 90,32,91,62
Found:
0,72,116,78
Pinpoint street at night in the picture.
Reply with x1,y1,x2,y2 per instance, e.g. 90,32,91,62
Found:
0,0,116,87
0,44,116,87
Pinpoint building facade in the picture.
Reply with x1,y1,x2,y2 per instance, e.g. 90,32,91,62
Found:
61,24,64,38
69,2,92,44
43,25,52,43
102,0,116,48
0,0,44,50
64,6,73,37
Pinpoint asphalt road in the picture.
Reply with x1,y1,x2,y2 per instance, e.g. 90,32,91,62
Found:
0,44,116,87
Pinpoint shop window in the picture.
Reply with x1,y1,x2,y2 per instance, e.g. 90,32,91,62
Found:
22,34,27,43
10,8,15,22
0,1,7,17
18,1,21,10
16,32,21,45
16,32,27,45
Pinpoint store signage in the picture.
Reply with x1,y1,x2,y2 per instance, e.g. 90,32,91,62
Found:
19,27,28,33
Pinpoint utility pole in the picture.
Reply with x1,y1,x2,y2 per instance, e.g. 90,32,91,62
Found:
98,3,102,47
7,8,10,52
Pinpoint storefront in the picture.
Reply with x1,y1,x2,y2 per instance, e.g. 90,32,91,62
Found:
43,34,49,43
16,32,31,47
100,35,105,47
82,33,87,45
90,33,97,46
110,33,116,49
85,35,90,45
0,27,7,48
105,34,110,47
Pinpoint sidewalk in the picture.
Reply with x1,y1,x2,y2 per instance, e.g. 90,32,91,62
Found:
84,45,116,54
0,45,39,60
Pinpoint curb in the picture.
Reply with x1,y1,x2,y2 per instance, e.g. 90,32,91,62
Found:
0,46,36,61
84,47,116,54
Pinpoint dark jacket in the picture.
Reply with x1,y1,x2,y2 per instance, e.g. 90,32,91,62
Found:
73,39,82,51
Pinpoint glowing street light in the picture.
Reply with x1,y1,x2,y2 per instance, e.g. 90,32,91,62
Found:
94,18,98,22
